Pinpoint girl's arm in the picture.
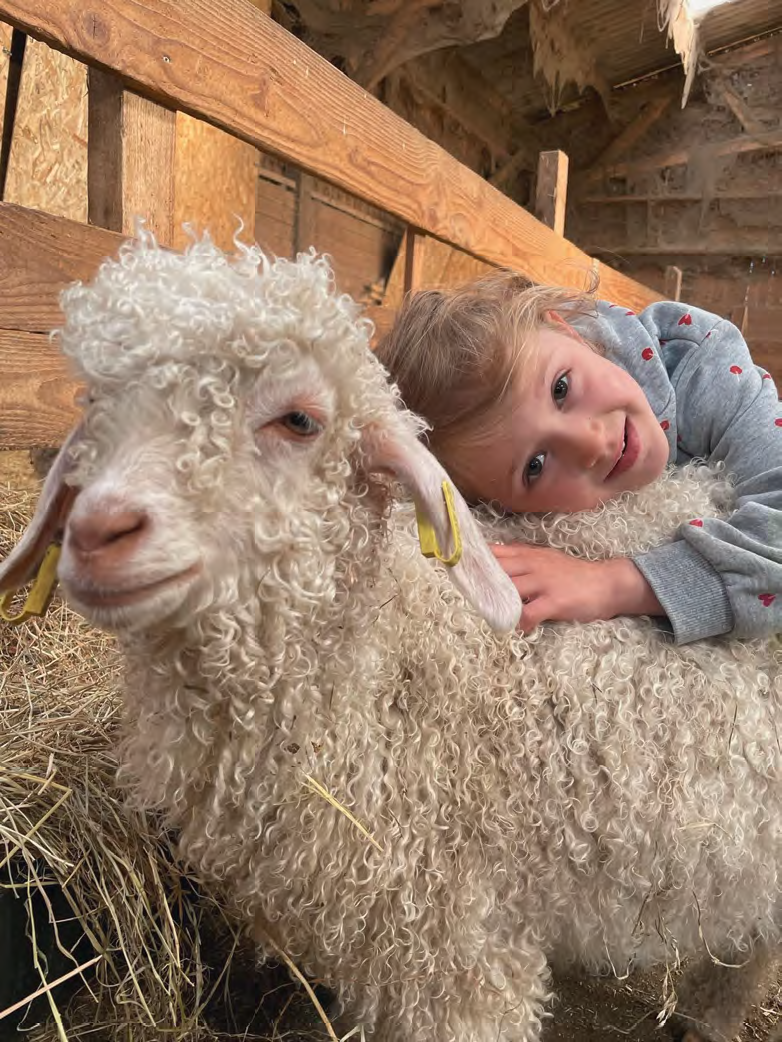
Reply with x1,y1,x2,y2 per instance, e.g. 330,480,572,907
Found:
632,303,781,643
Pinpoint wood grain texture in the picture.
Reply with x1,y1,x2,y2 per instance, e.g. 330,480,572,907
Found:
174,111,258,251
385,234,493,310
88,69,176,242
4,36,87,220
535,150,568,236
0,0,660,310
0,328,81,448
0,201,124,332
0,21,12,143
403,228,426,295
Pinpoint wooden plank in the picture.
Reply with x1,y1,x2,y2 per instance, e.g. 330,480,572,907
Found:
88,69,176,243
3,35,87,221
584,191,782,203
0,328,81,448
0,201,124,333
588,232,782,257
712,77,765,137
293,171,318,254
583,129,782,184
403,228,427,296
664,265,682,302
174,111,258,252
0,0,660,311
534,150,568,236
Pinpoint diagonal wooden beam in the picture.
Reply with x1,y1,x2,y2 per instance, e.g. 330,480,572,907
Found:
0,0,660,309
711,76,765,137
583,92,675,185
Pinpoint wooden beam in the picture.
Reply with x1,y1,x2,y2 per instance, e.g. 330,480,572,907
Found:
403,227,427,295
583,129,782,184
583,92,675,184
712,77,765,136
664,265,682,302
730,303,748,335
0,0,660,310
400,51,522,164
0,202,124,333
588,232,782,257
534,150,568,236
293,171,319,254
0,328,81,448
583,191,782,203
87,69,176,243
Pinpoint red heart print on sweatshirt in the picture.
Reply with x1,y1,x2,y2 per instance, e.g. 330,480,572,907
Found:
758,593,776,607
776,419,782,427
689,519,704,527
660,420,670,431
642,347,654,360
730,365,743,375
678,314,692,326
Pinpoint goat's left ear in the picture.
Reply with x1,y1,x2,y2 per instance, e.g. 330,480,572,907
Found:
362,421,522,633
0,425,81,595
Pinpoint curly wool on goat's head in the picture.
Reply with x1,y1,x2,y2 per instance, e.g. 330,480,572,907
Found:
49,233,424,635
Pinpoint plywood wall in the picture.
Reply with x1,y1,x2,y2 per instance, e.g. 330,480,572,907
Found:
173,113,258,252
3,35,88,222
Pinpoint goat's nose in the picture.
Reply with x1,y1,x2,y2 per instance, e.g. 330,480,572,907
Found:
68,508,149,556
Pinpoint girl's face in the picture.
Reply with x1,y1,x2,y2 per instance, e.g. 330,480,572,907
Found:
456,321,671,513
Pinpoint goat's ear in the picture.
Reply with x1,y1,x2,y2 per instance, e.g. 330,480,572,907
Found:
0,425,81,594
362,422,522,633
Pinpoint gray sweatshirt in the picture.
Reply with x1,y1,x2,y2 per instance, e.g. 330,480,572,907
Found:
571,300,781,644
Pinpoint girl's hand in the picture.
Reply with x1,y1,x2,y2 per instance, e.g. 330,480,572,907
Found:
490,543,665,632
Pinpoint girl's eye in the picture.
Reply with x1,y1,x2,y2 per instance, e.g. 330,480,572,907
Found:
526,452,546,483
552,372,570,404
279,411,323,437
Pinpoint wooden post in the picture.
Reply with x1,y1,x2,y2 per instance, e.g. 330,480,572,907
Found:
730,303,748,334
87,68,176,244
535,150,569,236
403,227,427,295
664,265,683,301
293,171,319,253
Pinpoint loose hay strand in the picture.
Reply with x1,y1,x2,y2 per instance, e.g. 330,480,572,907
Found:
303,774,383,853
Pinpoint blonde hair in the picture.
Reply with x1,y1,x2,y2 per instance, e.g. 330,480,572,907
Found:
375,269,597,495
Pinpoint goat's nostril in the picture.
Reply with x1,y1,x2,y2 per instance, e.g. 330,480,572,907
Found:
69,510,149,555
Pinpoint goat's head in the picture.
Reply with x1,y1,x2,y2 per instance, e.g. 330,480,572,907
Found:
1,233,520,636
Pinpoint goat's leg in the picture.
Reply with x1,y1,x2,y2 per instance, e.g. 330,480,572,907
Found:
367,936,551,1042
671,939,778,1042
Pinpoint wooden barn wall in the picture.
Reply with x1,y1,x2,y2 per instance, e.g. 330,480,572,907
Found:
255,155,404,305
0,25,401,314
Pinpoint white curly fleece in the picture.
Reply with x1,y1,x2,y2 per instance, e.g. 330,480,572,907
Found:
41,233,781,1042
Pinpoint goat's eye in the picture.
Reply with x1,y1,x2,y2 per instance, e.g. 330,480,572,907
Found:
279,411,323,437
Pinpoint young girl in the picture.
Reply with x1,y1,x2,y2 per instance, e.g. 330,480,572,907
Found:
376,271,781,643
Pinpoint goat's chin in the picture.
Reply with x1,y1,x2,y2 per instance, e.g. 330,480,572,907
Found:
61,568,200,634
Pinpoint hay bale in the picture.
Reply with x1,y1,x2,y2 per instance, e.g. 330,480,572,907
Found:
0,481,327,1041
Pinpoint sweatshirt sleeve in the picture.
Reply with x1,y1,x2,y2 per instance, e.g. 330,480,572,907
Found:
631,303,782,644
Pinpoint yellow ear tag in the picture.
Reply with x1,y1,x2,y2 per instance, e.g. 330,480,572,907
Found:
0,544,62,625
415,480,463,568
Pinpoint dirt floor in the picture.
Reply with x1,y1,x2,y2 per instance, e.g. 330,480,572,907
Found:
197,956,782,1041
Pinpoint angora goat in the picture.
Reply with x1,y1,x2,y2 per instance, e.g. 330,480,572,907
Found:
1,233,779,1042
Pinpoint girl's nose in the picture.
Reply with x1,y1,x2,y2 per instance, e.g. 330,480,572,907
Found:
556,419,606,471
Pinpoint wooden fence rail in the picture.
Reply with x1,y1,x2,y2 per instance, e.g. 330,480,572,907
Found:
0,0,662,448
